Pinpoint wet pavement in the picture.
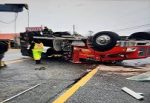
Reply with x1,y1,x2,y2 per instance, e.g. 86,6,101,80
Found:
3,49,22,61
68,72,150,103
0,49,150,103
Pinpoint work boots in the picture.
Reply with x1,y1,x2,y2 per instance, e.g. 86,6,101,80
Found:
0,61,7,68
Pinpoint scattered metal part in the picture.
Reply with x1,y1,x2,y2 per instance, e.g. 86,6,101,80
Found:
0,83,41,103
137,93,144,96
121,87,144,100
127,72,150,81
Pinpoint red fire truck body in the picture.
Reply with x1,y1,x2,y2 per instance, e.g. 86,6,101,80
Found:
72,41,150,63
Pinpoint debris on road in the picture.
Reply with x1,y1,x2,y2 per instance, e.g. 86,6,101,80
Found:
121,87,144,100
97,65,150,72
35,66,47,70
127,72,150,81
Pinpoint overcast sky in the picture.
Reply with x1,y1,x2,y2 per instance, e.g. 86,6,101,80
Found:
0,0,150,36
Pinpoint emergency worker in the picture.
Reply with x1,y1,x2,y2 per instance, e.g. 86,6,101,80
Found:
0,41,8,68
32,40,44,64
0,53,5,67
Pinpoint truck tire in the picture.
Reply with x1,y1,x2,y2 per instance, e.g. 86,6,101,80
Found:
128,32,150,40
0,41,8,54
92,31,120,51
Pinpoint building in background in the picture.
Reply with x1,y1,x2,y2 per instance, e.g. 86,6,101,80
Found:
0,33,20,48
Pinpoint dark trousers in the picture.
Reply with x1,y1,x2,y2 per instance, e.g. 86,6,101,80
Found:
35,60,41,64
0,53,4,60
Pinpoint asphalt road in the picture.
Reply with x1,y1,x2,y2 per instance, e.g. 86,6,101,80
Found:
0,49,150,103
67,71,150,103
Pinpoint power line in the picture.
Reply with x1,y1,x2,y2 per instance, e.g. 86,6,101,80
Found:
114,23,150,31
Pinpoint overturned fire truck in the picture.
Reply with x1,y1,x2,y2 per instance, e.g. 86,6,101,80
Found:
20,27,150,64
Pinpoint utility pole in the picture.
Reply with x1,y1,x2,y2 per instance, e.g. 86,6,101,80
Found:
88,30,93,36
73,24,75,35
14,13,17,48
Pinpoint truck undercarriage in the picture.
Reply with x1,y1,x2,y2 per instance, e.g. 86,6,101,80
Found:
20,27,150,64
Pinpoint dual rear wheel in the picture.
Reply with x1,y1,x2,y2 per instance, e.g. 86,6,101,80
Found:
128,32,150,40
91,31,150,52
91,31,120,51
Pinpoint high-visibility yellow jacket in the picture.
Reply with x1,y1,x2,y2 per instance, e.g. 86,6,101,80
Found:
32,43,44,60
